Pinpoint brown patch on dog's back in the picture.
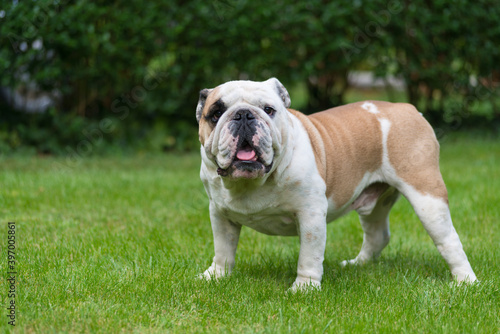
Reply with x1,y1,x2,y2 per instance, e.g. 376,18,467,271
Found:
290,101,448,207
289,103,383,208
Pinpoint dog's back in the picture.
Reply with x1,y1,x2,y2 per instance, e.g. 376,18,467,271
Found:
288,101,445,207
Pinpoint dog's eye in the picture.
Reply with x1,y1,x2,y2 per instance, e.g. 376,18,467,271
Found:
212,109,224,123
264,106,276,116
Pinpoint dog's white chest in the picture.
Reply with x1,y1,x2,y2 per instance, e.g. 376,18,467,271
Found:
222,206,299,236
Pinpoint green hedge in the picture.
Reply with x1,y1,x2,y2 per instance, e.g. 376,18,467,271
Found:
1,0,499,154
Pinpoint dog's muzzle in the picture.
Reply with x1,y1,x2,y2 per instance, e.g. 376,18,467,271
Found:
215,109,273,178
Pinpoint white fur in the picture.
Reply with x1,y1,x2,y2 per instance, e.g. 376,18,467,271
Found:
361,101,380,114
397,184,477,282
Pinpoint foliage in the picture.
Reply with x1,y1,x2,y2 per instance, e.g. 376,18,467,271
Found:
371,0,500,126
0,0,499,154
1,0,193,153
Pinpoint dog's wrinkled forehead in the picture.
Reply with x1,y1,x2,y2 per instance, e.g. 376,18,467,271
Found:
216,80,282,107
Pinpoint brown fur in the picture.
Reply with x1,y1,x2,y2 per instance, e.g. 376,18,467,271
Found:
198,87,221,146
289,101,448,207
383,103,448,201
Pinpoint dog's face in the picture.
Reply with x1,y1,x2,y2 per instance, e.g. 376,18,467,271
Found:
196,78,291,179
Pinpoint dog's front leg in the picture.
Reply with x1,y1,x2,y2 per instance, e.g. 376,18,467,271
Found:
290,209,327,292
200,209,241,280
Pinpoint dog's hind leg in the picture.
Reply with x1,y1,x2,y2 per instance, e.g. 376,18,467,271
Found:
341,184,400,266
386,125,476,282
381,105,476,283
398,179,477,283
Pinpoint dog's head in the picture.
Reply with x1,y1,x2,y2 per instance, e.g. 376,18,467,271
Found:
196,78,291,179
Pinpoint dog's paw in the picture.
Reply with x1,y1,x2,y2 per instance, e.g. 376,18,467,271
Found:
453,271,478,285
196,271,215,281
288,277,321,293
196,264,230,281
340,258,360,267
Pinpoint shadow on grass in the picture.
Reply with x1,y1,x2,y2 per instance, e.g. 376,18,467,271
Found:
333,255,450,283
227,251,451,288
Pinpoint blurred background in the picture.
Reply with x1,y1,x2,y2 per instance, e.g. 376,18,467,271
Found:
1,0,499,155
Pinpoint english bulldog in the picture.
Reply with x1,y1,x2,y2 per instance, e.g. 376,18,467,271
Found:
196,78,477,291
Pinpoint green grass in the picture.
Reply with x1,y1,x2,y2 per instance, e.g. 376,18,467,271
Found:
1,136,499,333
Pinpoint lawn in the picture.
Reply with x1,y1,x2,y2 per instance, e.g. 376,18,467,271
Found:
1,135,499,333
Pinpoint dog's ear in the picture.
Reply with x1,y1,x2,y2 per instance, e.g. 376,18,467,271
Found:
196,88,213,123
267,77,291,108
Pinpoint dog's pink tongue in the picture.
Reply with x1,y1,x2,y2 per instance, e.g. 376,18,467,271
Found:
236,147,257,161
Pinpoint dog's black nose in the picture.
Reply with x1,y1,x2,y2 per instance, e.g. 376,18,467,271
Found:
233,109,255,121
